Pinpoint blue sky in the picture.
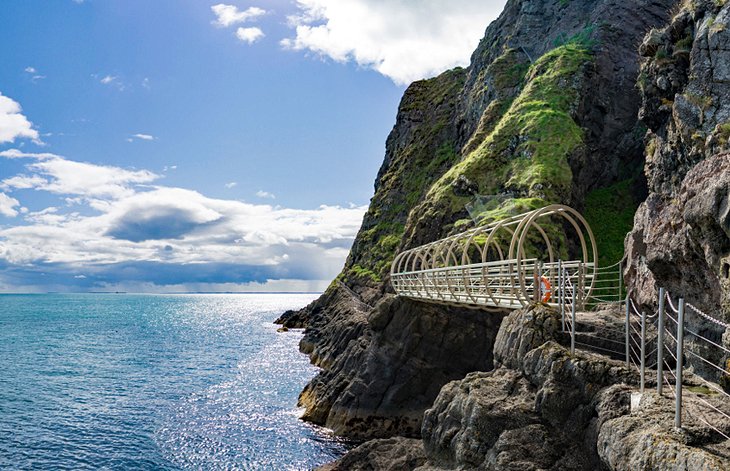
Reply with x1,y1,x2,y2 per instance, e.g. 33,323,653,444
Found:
0,0,505,292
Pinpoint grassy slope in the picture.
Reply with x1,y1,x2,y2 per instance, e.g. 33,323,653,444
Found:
341,69,466,284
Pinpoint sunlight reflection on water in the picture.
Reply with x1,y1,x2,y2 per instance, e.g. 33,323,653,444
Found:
0,293,348,470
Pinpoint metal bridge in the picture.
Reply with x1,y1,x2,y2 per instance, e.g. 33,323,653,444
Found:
390,203,730,436
390,204,604,310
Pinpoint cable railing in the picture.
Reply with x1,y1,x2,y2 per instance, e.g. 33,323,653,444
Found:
624,287,730,433
553,261,730,435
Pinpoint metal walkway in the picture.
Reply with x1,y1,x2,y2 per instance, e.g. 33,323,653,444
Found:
390,204,601,310
390,203,730,437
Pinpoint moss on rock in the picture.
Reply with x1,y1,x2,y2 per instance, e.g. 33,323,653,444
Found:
584,178,642,266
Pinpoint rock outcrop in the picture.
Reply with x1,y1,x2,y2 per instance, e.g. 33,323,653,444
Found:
322,305,730,470
625,0,730,379
300,295,506,440
626,0,730,321
279,0,677,442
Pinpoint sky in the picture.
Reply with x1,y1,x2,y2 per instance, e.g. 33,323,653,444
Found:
0,0,506,293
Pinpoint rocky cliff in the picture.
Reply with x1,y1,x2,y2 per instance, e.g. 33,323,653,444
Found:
624,0,730,379
277,0,677,443
321,305,730,470
626,0,730,316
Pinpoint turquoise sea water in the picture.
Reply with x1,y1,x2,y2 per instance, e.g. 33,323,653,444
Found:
0,293,347,470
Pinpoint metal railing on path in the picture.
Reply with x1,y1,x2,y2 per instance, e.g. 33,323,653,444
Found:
391,204,599,310
627,288,730,433
389,203,730,436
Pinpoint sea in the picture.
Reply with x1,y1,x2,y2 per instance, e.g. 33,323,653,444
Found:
0,293,348,470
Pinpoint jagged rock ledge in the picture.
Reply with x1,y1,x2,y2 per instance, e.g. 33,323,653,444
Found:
320,304,730,470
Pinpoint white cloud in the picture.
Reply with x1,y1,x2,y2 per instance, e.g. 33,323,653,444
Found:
130,133,155,141
0,193,20,217
0,149,366,290
99,75,125,91
236,26,265,44
0,149,159,199
256,190,275,199
0,184,365,270
0,93,366,291
142,77,150,89
0,149,56,160
25,67,46,82
0,93,40,144
281,0,505,85
211,4,266,27
225,182,238,189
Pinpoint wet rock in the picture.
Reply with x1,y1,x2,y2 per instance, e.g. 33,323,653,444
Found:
302,295,506,440
317,437,426,471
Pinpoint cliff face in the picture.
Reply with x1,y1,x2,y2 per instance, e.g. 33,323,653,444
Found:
624,0,730,378
276,0,678,442
321,306,730,471
627,0,730,320
402,0,672,251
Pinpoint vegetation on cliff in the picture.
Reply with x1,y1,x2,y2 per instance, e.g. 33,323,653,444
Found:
339,68,465,287
401,36,597,257
435,41,591,204
285,0,681,457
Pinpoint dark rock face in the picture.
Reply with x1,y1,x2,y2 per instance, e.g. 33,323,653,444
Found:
300,295,506,440
625,0,730,378
627,0,730,310
324,305,730,470
316,437,426,471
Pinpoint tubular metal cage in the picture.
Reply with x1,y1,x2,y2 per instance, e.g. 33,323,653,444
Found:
390,204,598,310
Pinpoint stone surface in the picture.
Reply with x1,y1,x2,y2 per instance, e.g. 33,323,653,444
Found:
627,0,730,321
316,437,426,471
598,391,730,471
624,0,730,381
301,295,506,440
325,305,730,470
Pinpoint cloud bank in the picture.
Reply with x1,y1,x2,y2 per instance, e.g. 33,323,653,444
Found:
0,149,365,292
281,0,505,84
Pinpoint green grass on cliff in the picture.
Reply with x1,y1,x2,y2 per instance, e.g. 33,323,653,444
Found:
341,69,466,283
425,42,592,213
344,37,597,284
584,178,640,266
394,39,595,265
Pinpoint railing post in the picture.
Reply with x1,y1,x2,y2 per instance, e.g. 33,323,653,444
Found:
571,291,576,355
558,260,565,332
640,309,646,393
657,287,665,394
625,295,630,368
533,262,539,303
618,259,623,301
675,298,685,429
538,260,544,302
578,262,585,309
